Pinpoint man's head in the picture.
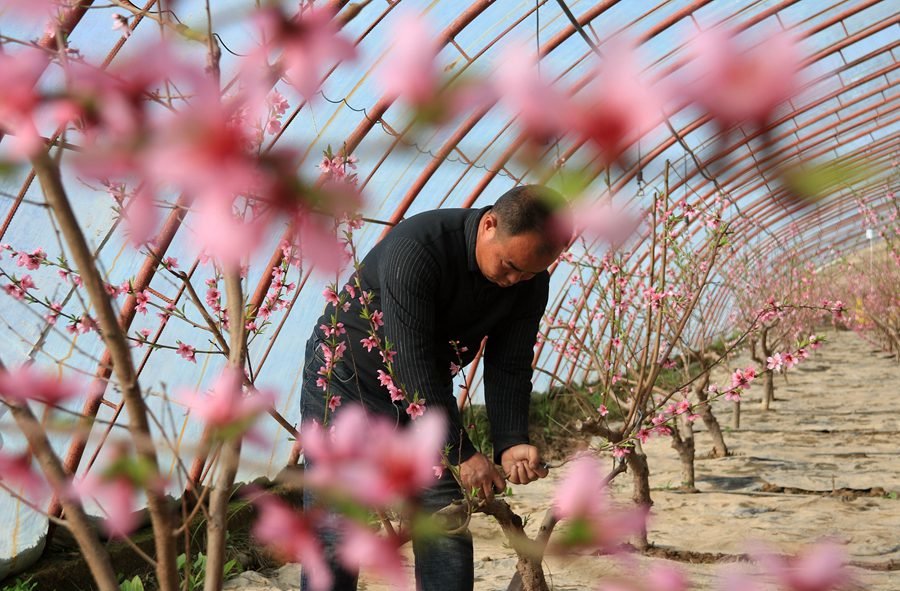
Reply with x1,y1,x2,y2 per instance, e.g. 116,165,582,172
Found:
476,185,570,288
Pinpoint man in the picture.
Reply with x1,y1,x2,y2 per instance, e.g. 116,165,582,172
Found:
300,185,569,591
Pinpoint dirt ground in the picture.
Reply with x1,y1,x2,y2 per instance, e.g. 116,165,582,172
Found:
228,329,900,590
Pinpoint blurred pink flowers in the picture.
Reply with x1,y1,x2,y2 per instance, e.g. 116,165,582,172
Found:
758,542,851,591
0,451,48,501
0,364,81,406
572,198,643,246
338,522,409,590
252,494,332,591
0,0,61,20
302,404,445,507
379,12,440,107
252,5,357,100
70,472,140,538
179,368,274,439
571,41,661,165
495,44,569,144
685,26,799,128
552,453,646,551
0,48,51,157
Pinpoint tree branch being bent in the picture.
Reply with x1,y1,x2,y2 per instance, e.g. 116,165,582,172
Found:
435,460,629,591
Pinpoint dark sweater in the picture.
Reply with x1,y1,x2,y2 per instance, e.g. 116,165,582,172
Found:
308,206,548,464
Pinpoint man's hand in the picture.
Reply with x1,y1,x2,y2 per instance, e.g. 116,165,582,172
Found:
459,452,506,502
500,444,549,485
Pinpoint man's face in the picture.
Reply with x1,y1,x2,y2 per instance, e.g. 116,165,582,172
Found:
476,213,560,288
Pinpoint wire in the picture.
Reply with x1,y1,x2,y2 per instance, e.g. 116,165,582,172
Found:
316,89,519,182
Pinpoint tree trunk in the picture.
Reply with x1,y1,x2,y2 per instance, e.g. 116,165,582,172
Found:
760,369,775,410
669,416,697,491
732,400,741,430
508,557,549,591
695,383,729,457
626,443,652,550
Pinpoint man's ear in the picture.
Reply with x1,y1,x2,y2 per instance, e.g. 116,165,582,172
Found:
483,212,500,235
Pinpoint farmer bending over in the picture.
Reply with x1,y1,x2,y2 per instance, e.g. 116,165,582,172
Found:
300,184,570,591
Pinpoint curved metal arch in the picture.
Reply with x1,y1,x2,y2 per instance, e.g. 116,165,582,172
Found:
534,31,899,358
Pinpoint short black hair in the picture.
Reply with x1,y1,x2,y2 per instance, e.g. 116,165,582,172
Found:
492,185,570,252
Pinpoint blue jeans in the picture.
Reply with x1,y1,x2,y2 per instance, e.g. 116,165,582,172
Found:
299,335,474,591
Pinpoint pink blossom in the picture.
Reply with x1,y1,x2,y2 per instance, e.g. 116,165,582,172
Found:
16,248,46,270
179,369,274,437
134,290,150,314
111,13,131,37
380,349,397,364
328,395,342,412
120,185,158,246
569,40,661,165
70,473,139,538
338,522,409,590
252,494,331,591
302,405,445,507
597,404,609,417
291,209,356,275
379,12,440,106
767,353,784,372
190,196,269,267
1,0,62,20
685,26,799,127
319,322,346,337
0,365,80,405
144,75,262,210
268,90,289,115
378,369,394,387
176,342,197,363
360,336,378,352
494,43,569,143
0,48,51,157
645,564,690,591
731,368,755,389
573,198,643,246
4,274,35,300
758,542,850,591
449,362,461,377
371,310,384,328
323,286,341,307
252,6,356,100
831,301,845,318
406,399,426,419
552,454,646,551
133,328,152,348
612,446,631,459
0,451,48,500
45,302,63,325
387,384,404,402
782,351,797,370
206,287,221,308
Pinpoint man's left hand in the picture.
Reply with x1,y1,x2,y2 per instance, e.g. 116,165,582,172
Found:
500,444,549,485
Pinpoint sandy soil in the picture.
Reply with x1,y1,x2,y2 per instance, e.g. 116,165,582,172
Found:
228,329,900,590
